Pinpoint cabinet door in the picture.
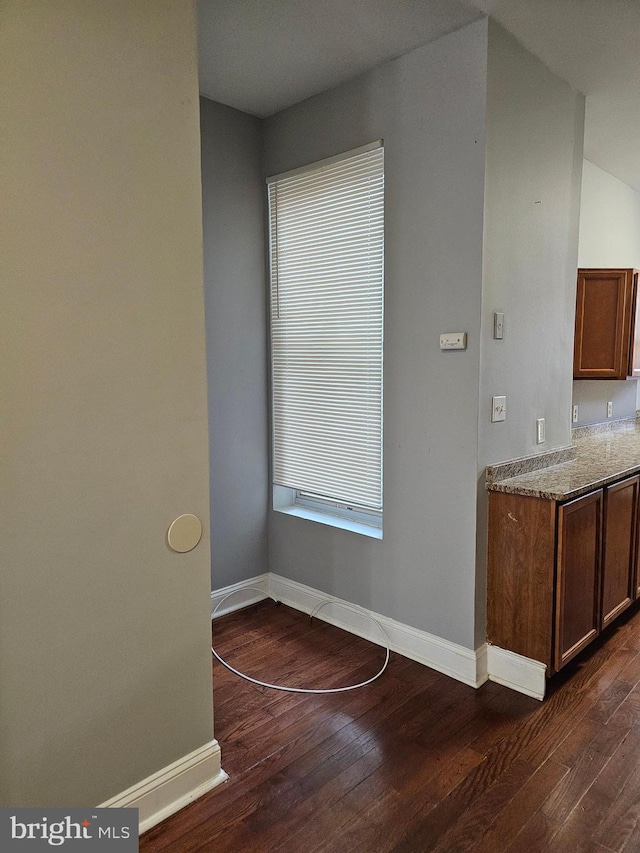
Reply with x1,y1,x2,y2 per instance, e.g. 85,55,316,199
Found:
555,490,602,670
629,272,640,377
602,475,638,627
573,269,634,379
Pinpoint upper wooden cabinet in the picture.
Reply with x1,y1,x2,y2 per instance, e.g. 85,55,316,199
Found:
573,268,640,379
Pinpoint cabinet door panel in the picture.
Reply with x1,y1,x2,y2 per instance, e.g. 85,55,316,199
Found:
488,493,556,668
573,269,634,379
555,490,602,670
602,476,638,627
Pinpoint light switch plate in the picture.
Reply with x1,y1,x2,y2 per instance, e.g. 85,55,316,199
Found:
492,396,506,423
536,418,545,444
493,312,504,340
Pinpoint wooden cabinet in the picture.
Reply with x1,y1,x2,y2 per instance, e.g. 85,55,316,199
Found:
601,475,638,627
573,268,640,379
488,473,640,676
555,491,602,669
487,493,557,668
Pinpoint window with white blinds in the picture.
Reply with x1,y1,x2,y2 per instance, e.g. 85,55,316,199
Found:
267,142,384,525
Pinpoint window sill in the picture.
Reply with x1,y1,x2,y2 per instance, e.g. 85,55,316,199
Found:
274,504,383,540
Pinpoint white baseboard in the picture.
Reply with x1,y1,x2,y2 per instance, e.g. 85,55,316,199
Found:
99,740,227,834
268,573,486,689
209,574,548,698
486,645,547,700
475,643,489,689
211,573,270,619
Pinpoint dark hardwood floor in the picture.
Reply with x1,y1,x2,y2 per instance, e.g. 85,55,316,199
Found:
140,598,640,852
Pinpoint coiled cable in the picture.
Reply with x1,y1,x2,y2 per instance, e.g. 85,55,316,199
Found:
211,587,390,694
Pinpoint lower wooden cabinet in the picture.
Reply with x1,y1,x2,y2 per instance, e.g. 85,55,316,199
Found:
602,475,638,628
488,474,640,676
555,490,602,670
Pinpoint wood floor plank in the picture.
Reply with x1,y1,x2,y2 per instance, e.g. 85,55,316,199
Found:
540,685,640,822
387,759,534,853
468,758,570,853
209,673,464,853
514,646,638,768
216,621,372,685
228,661,442,776
140,601,640,853
428,759,540,853
312,746,487,853
621,820,640,851
544,719,640,853
540,744,613,823
194,734,387,852
592,734,640,850
544,784,615,853
234,734,403,853
549,714,602,767
501,809,561,853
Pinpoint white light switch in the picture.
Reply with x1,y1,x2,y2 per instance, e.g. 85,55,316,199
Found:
536,418,545,444
440,332,467,350
493,312,504,340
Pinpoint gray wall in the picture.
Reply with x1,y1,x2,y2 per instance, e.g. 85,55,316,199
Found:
479,22,585,467
476,22,584,645
579,160,640,269
264,21,488,651
200,98,268,590
572,159,640,426
572,378,637,426
1,0,214,806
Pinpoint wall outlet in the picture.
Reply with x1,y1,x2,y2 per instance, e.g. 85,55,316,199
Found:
572,404,579,424
607,401,613,418
536,417,545,444
440,332,467,350
491,396,506,423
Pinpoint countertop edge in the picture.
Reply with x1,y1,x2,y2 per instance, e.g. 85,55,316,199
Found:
486,446,576,485
487,468,640,502
486,417,640,501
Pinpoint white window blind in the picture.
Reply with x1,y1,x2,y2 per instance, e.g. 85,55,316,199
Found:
267,142,384,512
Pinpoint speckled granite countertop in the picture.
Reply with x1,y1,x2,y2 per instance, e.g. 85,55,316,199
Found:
486,418,640,501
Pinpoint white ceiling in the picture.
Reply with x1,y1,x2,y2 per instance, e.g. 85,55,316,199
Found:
198,0,640,192
197,0,484,115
